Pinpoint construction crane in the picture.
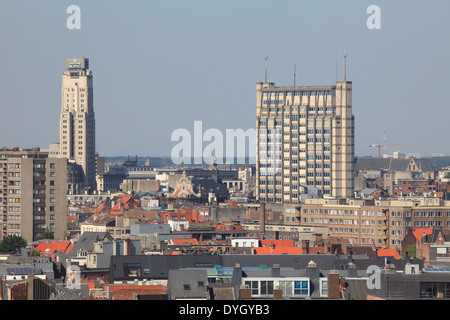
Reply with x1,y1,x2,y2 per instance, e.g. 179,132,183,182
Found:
368,143,429,159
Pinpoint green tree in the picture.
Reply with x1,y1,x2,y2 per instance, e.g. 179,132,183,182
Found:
63,231,71,241
407,245,416,259
0,235,27,254
30,249,42,257
43,229,55,240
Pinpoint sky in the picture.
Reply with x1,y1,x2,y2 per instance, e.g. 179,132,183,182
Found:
0,0,449,159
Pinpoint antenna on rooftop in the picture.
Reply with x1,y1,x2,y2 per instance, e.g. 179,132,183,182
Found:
343,36,348,83
335,49,339,82
294,63,296,87
264,41,268,83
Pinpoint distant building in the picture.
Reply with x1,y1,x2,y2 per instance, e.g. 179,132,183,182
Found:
354,157,435,196
59,57,96,192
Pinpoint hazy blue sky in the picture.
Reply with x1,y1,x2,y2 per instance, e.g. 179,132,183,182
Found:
0,0,449,158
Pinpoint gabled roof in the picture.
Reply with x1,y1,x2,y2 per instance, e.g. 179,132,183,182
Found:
111,195,134,214
35,241,73,260
93,203,105,214
412,228,433,242
377,249,400,260
66,232,112,258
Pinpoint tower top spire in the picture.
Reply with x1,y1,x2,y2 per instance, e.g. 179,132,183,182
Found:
343,36,347,83
264,42,268,83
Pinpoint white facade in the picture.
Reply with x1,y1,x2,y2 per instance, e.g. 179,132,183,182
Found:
231,237,259,248
169,220,190,232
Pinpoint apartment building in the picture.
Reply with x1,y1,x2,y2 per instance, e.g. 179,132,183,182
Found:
59,57,96,192
285,198,450,251
256,59,354,203
0,147,67,243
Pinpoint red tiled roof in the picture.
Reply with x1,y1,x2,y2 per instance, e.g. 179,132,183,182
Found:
111,195,134,214
35,241,72,260
84,214,96,223
107,285,166,300
253,247,303,255
377,249,400,260
412,228,433,242
170,238,199,246
94,203,105,214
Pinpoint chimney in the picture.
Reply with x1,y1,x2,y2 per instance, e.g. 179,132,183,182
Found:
125,239,132,256
302,240,310,254
232,263,242,291
240,285,252,300
348,262,357,278
306,260,320,282
259,203,266,235
327,270,341,299
273,287,283,300
271,264,280,277
27,274,35,300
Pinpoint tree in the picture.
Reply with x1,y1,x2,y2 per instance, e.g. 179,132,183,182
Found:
407,245,416,259
0,235,27,254
43,229,55,240
63,231,71,241
30,249,42,257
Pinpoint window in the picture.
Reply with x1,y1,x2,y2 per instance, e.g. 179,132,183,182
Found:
245,281,259,295
260,281,274,295
294,281,308,295
123,263,141,277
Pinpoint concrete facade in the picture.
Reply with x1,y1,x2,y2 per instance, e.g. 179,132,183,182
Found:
256,67,354,204
0,147,68,242
59,57,96,192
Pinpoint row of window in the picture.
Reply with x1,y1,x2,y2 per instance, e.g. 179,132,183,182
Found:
263,90,333,98
244,279,311,297
259,197,283,203
414,221,446,227
413,211,447,217
304,208,386,216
